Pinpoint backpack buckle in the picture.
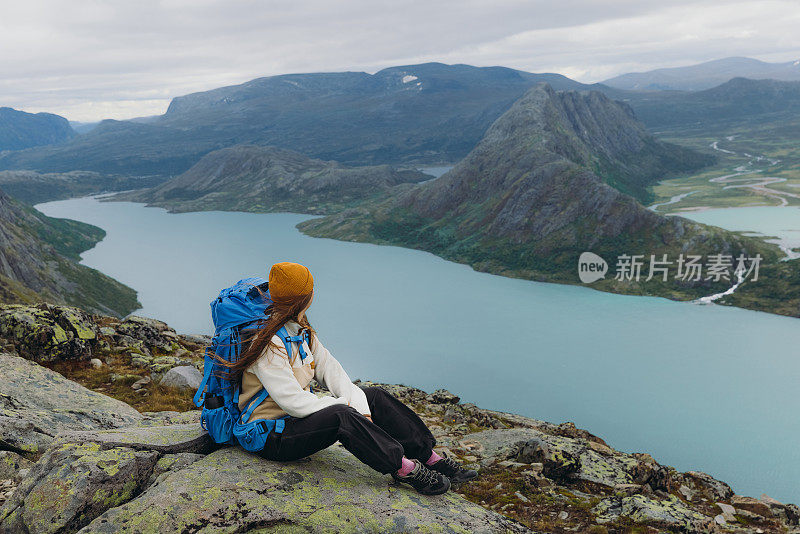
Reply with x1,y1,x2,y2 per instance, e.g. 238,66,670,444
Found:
258,420,269,433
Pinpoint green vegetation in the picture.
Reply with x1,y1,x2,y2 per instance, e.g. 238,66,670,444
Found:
649,116,800,212
0,191,139,317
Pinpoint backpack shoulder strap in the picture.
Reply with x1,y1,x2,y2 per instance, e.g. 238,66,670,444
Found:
193,345,215,407
276,326,298,362
277,326,311,362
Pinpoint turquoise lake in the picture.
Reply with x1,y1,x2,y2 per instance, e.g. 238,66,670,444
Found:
681,206,800,260
37,197,800,504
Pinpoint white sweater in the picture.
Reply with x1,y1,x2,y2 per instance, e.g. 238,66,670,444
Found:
245,321,370,418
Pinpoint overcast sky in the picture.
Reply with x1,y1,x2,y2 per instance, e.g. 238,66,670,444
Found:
2,0,799,122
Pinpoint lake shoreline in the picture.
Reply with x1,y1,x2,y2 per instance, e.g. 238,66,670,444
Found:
34,196,800,503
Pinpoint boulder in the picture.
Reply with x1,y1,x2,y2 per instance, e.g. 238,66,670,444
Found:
594,494,710,528
731,495,773,518
148,355,194,376
178,333,211,347
427,389,460,404
515,438,581,481
114,316,179,352
683,471,734,501
630,457,676,493
159,365,203,390
0,451,31,482
0,304,100,362
463,428,637,487
80,447,529,533
0,442,158,534
715,502,736,522
0,353,141,452
761,494,800,525
130,376,151,390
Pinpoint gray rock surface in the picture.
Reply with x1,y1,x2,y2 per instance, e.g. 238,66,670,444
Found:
0,352,141,452
113,315,179,353
159,365,203,390
0,442,158,534
80,446,529,533
54,424,212,454
462,428,638,488
0,451,31,481
593,494,710,528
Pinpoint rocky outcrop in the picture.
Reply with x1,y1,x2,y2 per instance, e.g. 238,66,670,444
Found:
115,144,429,215
1,414,526,533
83,447,525,533
0,311,798,533
0,442,159,533
0,304,196,365
0,304,101,362
0,352,141,453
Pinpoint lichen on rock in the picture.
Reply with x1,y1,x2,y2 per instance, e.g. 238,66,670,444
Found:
0,442,158,534
79,447,528,534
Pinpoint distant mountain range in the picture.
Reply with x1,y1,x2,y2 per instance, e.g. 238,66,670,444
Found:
0,63,600,175
115,145,429,214
0,107,75,152
299,83,780,303
603,56,800,91
0,187,138,316
620,77,800,130
3,60,799,177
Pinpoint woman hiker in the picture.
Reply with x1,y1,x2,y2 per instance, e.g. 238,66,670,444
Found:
221,262,477,495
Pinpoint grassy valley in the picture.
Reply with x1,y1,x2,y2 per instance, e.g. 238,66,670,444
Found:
650,116,800,212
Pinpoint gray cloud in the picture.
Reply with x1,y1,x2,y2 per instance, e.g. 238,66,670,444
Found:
1,0,798,121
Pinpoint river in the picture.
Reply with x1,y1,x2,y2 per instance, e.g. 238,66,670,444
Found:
36,196,800,504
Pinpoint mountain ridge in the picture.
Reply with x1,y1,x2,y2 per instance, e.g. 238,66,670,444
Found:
114,145,429,214
0,107,75,151
603,56,800,91
0,63,601,175
299,83,783,305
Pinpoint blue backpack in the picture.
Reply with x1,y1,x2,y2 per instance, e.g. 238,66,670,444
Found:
193,277,311,451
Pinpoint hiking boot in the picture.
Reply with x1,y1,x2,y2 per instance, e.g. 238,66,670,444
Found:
427,453,478,484
393,459,451,495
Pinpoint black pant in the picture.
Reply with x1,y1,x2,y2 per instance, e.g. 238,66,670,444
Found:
258,386,436,474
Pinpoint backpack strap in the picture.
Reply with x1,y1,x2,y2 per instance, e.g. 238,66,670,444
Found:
240,387,270,424
277,326,310,362
193,346,215,408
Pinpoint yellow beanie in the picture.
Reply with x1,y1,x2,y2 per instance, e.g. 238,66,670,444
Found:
269,262,314,303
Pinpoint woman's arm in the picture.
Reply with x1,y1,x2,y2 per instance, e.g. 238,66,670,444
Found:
311,334,371,416
250,338,348,418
